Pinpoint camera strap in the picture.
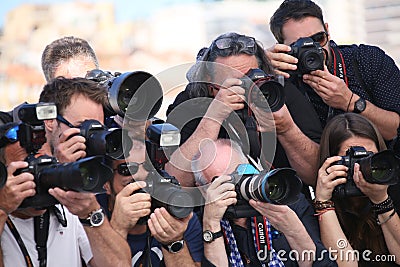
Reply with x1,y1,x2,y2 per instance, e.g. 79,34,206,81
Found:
6,210,50,267
251,216,270,264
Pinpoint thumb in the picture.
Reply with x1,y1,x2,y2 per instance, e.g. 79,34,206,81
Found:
119,181,147,197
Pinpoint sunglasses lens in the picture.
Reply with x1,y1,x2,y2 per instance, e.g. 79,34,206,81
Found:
215,38,232,50
312,32,327,46
237,36,255,48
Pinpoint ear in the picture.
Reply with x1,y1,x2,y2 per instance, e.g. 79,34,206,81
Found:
44,119,57,133
325,23,330,37
103,181,112,195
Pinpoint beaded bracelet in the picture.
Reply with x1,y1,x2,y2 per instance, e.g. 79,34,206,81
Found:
376,209,396,225
313,199,335,211
314,207,335,221
371,196,394,215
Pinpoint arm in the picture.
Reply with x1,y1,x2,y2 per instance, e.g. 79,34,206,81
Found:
49,188,131,267
303,67,399,140
249,200,315,267
353,163,400,264
315,157,357,267
166,79,245,187
147,208,199,267
252,104,320,185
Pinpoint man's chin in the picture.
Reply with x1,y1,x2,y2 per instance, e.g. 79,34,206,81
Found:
11,208,47,219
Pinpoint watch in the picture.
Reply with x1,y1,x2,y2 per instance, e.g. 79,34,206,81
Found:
353,97,366,113
203,230,223,243
162,240,184,253
79,208,105,227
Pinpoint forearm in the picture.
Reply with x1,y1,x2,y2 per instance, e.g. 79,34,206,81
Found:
319,210,357,267
202,219,228,267
379,211,400,264
85,219,131,267
163,245,200,267
166,117,222,187
0,210,8,235
348,97,399,140
277,124,319,185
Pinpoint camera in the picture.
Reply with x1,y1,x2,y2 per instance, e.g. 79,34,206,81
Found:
224,163,302,219
333,146,400,198
286,37,324,76
0,103,114,209
239,68,285,113
85,69,163,121
76,119,132,160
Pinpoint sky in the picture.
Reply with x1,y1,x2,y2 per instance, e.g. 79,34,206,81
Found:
0,0,200,27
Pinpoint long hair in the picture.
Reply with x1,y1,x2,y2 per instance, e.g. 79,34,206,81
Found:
319,113,389,264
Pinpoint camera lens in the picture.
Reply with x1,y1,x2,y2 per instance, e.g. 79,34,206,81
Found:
79,166,98,191
299,50,324,73
359,150,400,185
266,176,286,202
249,80,284,112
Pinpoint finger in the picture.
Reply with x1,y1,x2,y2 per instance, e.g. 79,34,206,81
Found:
119,181,147,197
221,78,243,89
7,161,29,175
58,128,83,143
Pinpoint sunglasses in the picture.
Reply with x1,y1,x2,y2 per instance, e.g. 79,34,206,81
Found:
309,31,329,47
0,124,19,148
56,114,76,128
204,35,257,58
114,161,152,176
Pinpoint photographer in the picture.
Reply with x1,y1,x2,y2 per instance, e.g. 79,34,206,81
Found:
99,138,203,266
192,138,336,267
267,0,400,142
315,113,400,266
166,32,322,188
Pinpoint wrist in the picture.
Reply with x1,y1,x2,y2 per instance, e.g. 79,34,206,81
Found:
370,194,389,205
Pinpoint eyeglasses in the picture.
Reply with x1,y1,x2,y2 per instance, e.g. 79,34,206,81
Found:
113,161,153,176
208,34,257,58
309,31,329,47
56,114,76,128
0,124,19,148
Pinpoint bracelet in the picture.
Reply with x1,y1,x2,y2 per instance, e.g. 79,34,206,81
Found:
346,92,354,112
313,199,335,211
376,209,396,225
371,196,394,215
314,208,335,221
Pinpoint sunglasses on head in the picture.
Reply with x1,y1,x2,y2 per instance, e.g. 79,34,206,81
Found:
114,161,152,176
309,31,329,47
205,34,257,58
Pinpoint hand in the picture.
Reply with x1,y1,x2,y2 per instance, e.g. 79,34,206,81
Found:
353,163,389,204
111,181,151,232
207,78,245,123
203,175,237,226
147,207,192,245
249,200,299,233
315,156,348,201
49,188,98,218
0,161,35,214
303,66,354,111
54,128,86,163
265,44,298,78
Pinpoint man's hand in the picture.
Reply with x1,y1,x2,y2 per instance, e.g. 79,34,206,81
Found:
265,44,298,78
202,175,237,226
54,128,86,163
0,161,36,214
207,78,245,123
251,103,295,134
110,181,151,236
49,188,98,218
147,207,192,245
303,66,353,111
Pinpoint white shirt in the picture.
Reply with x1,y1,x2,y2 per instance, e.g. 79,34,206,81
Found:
1,206,93,267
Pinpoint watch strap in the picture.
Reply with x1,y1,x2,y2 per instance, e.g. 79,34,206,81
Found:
162,240,185,253
203,229,223,243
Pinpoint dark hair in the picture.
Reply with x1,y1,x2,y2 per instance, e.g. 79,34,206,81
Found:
187,32,274,98
319,113,389,263
270,0,326,44
41,36,99,82
39,77,107,116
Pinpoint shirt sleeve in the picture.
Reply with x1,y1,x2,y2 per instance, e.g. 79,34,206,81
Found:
184,212,204,262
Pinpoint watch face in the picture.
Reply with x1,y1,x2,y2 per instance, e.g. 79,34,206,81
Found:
169,241,184,253
90,210,105,227
203,230,213,242
355,98,366,113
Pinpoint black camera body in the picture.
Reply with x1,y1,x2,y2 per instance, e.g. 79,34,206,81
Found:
286,37,324,76
77,120,132,160
86,69,163,121
333,146,400,198
224,164,302,219
238,68,285,113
